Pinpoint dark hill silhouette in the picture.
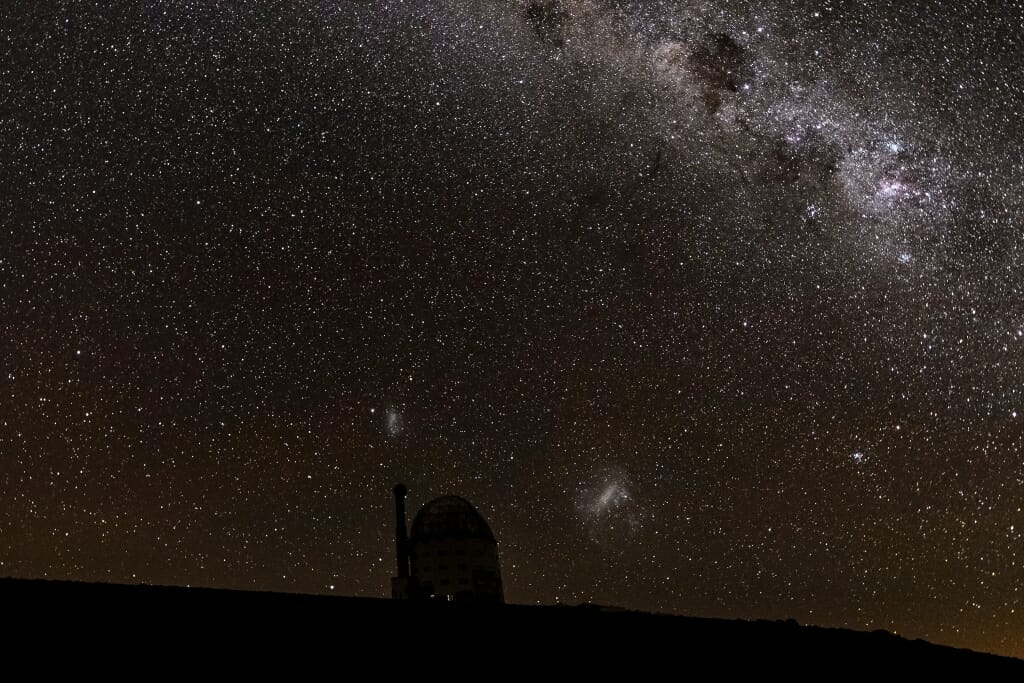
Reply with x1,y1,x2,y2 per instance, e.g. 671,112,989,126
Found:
0,577,1019,673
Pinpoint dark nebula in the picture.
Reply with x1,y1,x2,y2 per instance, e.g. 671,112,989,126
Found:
525,1,571,47
689,32,753,94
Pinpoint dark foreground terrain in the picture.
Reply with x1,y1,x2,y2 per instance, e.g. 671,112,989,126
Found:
2,577,1019,673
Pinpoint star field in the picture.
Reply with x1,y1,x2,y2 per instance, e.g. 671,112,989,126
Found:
0,0,1022,656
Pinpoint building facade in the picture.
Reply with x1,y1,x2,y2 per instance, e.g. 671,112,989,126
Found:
391,484,504,603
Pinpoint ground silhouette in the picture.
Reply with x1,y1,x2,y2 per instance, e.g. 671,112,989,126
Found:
1,576,1018,672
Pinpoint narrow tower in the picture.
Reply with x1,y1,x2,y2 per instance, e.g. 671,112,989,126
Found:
391,483,413,598
394,483,410,578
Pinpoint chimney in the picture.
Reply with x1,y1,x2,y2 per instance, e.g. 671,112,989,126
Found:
393,483,410,578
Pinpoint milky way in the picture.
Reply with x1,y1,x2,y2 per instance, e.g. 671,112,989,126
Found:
0,0,1022,656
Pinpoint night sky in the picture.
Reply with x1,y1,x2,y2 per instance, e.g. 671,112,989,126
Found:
1,0,1022,656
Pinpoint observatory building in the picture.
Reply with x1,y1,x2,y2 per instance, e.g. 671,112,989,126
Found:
391,484,504,603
